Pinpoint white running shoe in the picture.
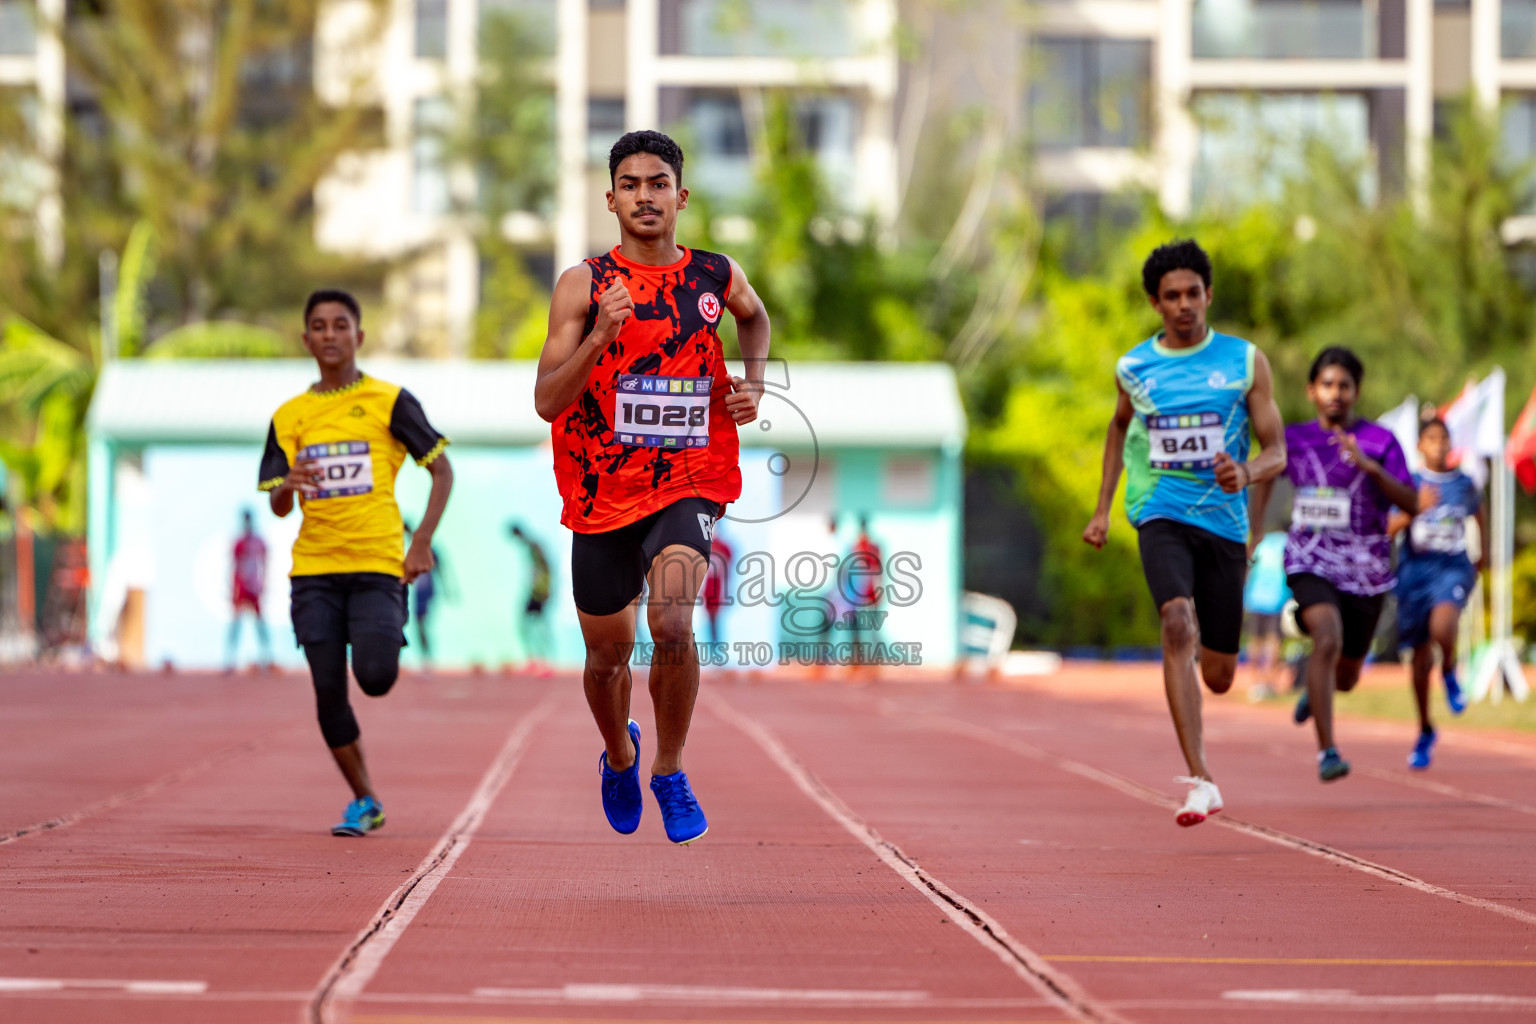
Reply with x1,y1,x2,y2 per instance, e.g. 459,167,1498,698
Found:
1174,776,1223,827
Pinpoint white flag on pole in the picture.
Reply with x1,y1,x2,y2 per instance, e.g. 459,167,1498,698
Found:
1440,373,1504,489
1378,395,1422,470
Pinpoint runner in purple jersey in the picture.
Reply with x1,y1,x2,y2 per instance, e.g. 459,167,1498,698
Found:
1250,347,1417,782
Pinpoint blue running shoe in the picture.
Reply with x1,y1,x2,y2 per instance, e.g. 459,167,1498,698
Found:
650,770,708,845
1444,669,1467,715
332,795,385,837
1318,747,1351,782
599,720,643,835
1408,728,1436,770
1293,690,1312,725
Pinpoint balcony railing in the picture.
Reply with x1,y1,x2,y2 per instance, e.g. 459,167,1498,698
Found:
1193,0,1377,60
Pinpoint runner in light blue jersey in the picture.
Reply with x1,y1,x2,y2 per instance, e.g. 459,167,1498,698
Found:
1085,239,1287,828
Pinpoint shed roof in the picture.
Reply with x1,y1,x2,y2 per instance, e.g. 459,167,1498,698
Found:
88,359,966,448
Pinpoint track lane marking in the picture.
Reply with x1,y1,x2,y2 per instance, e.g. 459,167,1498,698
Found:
1350,763,1536,817
1,735,268,845
0,977,207,993
1044,955,1536,967
308,691,559,1024
915,710,1536,929
1223,989,1536,1007
708,693,1130,1024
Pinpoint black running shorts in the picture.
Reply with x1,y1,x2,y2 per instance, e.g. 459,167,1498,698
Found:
1287,572,1385,661
1136,518,1248,655
290,572,408,647
570,497,719,617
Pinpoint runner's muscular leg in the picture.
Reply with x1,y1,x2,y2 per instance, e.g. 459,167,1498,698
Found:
1160,597,1212,780
1199,648,1237,694
646,543,709,777
578,603,639,772
1301,602,1345,751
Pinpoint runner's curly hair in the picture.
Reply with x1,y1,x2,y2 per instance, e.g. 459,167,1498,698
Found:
608,130,685,185
1141,239,1213,297
304,289,361,326
1309,346,1364,387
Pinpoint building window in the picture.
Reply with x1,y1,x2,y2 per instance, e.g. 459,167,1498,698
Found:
588,97,626,165
662,0,855,58
416,0,448,59
1192,92,1372,209
1506,0,1536,59
413,96,453,216
1503,94,1536,165
1028,38,1152,149
0,89,41,212
1193,0,1376,59
0,0,37,56
481,0,557,57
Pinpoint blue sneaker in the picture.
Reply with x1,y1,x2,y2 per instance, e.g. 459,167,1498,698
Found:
650,770,708,845
1444,669,1467,715
599,720,643,835
1408,728,1437,770
1318,747,1351,782
332,795,385,837
1293,690,1312,724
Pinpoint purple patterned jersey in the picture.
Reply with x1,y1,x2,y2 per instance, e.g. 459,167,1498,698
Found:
1282,418,1412,596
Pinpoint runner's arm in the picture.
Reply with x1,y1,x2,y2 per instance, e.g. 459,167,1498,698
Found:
1387,509,1411,538
1247,477,1277,558
535,264,626,422
1242,350,1287,486
724,256,769,425
403,455,453,584
1082,383,1135,549
1474,505,1490,570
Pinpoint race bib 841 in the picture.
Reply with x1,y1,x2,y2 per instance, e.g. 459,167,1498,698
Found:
613,374,712,449
299,441,374,499
1147,413,1225,471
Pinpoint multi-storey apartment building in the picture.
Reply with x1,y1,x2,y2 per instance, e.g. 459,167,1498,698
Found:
1027,0,1531,225
0,0,63,266
313,0,899,355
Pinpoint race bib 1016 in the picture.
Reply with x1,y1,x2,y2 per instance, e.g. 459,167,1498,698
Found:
299,441,374,499
1411,513,1466,554
1293,486,1351,531
613,374,712,450
1147,412,1225,471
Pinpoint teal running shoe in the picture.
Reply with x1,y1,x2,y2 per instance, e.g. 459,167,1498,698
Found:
1318,747,1351,782
650,770,708,845
332,795,385,837
1408,728,1437,770
599,720,643,834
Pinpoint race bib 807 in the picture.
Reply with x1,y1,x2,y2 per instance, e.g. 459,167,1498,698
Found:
1147,413,1225,471
298,441,374,499
613,374,712,449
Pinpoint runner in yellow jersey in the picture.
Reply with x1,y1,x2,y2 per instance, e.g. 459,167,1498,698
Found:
258,290,454,837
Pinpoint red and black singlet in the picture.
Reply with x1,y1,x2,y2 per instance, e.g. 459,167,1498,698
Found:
552,245,742,532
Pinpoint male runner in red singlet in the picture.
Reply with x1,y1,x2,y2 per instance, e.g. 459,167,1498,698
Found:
535,130,770,845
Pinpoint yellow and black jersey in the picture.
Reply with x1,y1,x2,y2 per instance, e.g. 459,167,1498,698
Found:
258,374,448,578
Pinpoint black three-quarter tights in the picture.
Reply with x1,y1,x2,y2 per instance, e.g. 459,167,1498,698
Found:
303,640,402,749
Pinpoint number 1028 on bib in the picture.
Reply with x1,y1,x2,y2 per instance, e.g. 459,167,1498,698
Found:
613,374,713,449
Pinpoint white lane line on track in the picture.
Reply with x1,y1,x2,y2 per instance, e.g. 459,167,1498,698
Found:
307,692,559,1024
474,983,931,1004
707,692,1130,1024
1351,763,1536,818
0,978,207,994
920,711,1536,929
1224,989,1536,1007
0,736,267,845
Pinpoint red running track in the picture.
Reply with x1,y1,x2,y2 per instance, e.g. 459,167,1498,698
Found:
2,665,1535,1024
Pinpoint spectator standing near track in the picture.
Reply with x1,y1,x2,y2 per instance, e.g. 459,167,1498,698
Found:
1388,417,1483,769
1083,239,1287,827
845,515,883,674
702,528,733,650
404,522,451,671
225,509,273,673
508,523,553,673
1243,531,1290,700
1251,347,1417,783
534,130,769,845
259,290,453,837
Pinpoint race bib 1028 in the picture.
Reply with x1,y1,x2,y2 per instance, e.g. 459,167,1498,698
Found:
299,441,374,499
613,374,713,449
1293,486,1351,531
1147,412,1225,471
